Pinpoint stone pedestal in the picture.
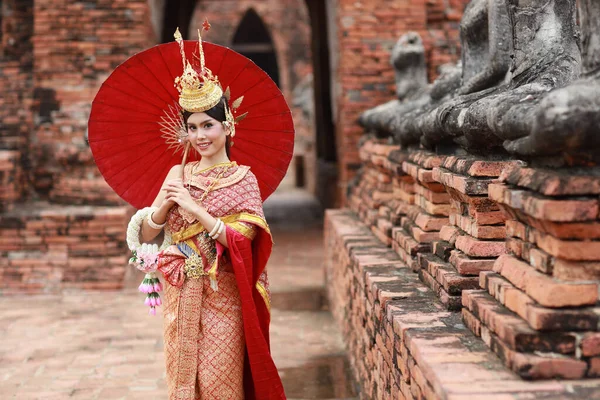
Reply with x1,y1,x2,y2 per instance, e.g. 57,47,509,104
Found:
462,164,600,379
416,155,515,310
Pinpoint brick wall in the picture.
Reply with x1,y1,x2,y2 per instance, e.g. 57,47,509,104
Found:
32,0,155,204
0,0,34,210
333,0,468,203
0,0,155,294
0,204,131,294
334,135,600,391
325,209,600,398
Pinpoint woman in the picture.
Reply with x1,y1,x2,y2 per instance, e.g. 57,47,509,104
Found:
120,28,288,399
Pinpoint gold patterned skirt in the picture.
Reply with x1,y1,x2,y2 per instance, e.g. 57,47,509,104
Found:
163,271,245,400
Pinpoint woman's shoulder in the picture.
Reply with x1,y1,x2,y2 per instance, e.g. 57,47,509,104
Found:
238,164,255,177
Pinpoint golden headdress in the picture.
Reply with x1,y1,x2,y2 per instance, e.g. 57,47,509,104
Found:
174,26,223,113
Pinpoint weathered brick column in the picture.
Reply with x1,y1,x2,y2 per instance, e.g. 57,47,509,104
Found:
417,155,516,310
349,138,411,246
393,151,451,272
463,164,600,379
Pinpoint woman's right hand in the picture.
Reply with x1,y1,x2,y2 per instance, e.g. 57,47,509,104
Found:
160,196,177,212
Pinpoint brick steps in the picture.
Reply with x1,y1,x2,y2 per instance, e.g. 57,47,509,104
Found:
325,209,600,398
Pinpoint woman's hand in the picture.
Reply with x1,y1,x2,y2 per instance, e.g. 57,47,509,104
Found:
164,179,204,217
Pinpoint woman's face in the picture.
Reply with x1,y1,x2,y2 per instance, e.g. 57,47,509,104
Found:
186,112,228,158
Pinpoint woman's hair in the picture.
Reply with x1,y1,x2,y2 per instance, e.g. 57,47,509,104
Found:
183,96,232,157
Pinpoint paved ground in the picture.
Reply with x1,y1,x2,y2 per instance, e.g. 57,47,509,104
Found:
0,224,356,399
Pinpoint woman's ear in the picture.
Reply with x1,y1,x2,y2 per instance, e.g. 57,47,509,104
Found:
222,121,232,135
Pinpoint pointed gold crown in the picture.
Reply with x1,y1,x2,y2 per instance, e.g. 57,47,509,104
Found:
173,24,223,113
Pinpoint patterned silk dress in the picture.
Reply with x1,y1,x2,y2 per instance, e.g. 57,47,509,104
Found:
157,161,274,400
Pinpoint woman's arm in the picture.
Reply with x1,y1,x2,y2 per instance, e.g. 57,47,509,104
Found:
140,165,181,243
163,179,229,248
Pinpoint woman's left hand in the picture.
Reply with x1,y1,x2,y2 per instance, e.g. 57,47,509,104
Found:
164,179,204,216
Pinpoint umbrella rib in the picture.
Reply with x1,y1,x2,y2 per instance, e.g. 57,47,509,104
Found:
232,145,288,175
155,44,177,85
89,127,166,143
128,150,180,206
103,81,166,113
226,59,252,89
139,51,177,102
241,93,285,111
112,145,174,198
215,47,230,78
102,141,167,181
234,136,294,155
237,127,294,133
92,101,164,118
236,75,269,98
92,138,170,162
242,111,292,121
120,52,174,103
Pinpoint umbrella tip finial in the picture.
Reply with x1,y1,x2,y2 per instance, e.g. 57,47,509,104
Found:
174,27,182,42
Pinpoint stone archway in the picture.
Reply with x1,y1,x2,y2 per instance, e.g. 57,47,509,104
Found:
232,8,280,88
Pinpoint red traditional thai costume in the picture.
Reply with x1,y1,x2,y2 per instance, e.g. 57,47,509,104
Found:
157,161,285,400
89,22,293,400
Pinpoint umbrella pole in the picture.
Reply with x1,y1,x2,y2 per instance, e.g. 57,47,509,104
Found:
180,142,191,179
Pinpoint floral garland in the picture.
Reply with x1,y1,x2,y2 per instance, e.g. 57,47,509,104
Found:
126,207,172,315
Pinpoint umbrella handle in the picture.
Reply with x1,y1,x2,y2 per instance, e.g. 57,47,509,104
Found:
180,142,191,179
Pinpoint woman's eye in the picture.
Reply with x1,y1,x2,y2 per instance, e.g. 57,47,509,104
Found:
204,123,213,128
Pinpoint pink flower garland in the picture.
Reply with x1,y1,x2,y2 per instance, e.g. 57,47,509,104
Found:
129,245,163,315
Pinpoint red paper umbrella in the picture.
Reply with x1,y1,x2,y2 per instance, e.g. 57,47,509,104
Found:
88,41,294,209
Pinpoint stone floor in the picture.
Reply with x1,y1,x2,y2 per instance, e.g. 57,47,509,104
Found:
0,224,357,399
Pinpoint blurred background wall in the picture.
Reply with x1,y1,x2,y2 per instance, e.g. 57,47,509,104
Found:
0,0,467,293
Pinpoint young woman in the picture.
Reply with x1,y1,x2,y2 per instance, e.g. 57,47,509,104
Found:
109,28,289,400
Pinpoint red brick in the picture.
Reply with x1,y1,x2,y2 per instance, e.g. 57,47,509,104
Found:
500,165,600,196
455,235,506,258
581,333,600,357
413,213,448,232
439,225,460,244
449,250,495,276
493,254,598,308
530,228,600,261
414,194,452,216
481,272,599,331
490,183,599,222
553,259,600,281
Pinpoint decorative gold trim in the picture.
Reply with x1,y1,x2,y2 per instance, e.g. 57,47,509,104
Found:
172,212,271,243
185,164,249,192
227,221,257,240
255,281,271,313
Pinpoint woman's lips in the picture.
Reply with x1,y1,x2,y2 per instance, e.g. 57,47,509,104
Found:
197,142,211,150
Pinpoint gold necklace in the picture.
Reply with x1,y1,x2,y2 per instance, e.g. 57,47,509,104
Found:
186,162,233,202
191,161,234,176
